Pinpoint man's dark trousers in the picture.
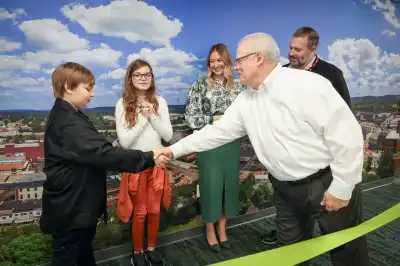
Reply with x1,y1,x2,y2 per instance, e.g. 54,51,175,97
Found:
269,169,370,266
51,225,97,266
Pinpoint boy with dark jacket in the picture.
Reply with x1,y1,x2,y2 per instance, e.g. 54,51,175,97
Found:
40,62,169,266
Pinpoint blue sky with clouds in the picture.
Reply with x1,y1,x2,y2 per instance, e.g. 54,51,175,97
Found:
0,0,399,110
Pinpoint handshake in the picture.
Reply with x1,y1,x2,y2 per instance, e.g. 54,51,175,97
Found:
152,147,174,166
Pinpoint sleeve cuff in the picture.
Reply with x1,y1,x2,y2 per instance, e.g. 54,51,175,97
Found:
170,142,186,159
327,178,355,201
149,114,159,121
144,151,155,168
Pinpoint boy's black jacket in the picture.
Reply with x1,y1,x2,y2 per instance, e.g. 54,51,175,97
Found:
40,98,155,233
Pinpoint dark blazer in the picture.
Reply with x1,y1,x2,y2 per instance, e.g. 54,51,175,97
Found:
284,58,351,107
40,99,155,234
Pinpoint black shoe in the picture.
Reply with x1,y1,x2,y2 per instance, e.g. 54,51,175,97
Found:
219,240,231,249
131,252,149,266
208,242,221,253
216,224,230,249
145,249,164,265
203,226,220,253
260,230,278,244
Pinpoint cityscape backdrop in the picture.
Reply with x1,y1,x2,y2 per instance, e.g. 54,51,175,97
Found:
0,0,399,265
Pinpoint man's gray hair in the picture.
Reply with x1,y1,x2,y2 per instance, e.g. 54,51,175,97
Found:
238,33,281,64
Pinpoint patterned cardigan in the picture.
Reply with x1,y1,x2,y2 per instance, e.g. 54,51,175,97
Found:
184,76,247,129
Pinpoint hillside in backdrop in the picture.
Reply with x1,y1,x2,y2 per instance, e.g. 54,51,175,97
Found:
0,105,186,115
0,95,399,115
352,95,400,102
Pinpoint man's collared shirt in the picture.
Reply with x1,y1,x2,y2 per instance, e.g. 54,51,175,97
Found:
171,64,363,200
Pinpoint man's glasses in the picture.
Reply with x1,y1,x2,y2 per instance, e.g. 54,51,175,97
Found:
132,72,153,80
235,52,257,65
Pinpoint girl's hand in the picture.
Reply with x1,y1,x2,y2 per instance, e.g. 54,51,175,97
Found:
140,101,153,118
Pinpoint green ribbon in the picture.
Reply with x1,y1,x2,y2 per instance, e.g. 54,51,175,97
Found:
210,203,400,266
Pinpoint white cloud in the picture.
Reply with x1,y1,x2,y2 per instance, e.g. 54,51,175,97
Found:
0,90,13,97
0,43,122,71
93,83,115,96
19,19,89,52
27,43,122,68
328,38,400,96
0,17,122,73
381,52,400,68
365,0,400,28
99,68,126,80
0,54,40,71
42,68,55,75
0,8,26,21
61,0,183,46
112,84,123,91
127,46,199,77
0,38,22,52
156,76,191,89
382,29,396,36
0,72,52,94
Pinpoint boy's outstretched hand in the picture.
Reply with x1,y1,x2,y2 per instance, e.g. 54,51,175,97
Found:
153,147,174,162
152,147,173,166
154,154,170,166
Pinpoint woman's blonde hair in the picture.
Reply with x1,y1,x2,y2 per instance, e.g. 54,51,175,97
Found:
206,43,235,95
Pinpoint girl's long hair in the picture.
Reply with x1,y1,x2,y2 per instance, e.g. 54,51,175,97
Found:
122,59,159,127
206,43,235,94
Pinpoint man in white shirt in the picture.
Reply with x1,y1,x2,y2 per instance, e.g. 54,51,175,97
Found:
260,26,353,246
155,32,370,266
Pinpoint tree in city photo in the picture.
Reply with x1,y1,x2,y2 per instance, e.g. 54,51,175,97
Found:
376,148,394,179
397,100,400,114
251,182,273,209
239,173,256,214
0,224,52,266
365,156,373,173
93,205,131,250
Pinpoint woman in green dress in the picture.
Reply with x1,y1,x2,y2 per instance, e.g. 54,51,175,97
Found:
185,43,247,252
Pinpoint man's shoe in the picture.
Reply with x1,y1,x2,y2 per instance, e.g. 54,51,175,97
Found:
131,252,150,266
145,249,164,265
259,230,278,244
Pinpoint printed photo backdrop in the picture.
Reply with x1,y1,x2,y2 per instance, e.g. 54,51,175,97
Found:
0,0,399,265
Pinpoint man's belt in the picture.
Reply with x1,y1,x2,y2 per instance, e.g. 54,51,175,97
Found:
284,166,331,186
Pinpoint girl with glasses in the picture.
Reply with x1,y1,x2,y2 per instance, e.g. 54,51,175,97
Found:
115,59,173,266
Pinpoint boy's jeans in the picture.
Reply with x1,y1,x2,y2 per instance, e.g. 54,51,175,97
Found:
51,225,97,266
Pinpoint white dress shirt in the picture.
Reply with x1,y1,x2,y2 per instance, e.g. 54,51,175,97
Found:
115,96,173,151
171,64,364,200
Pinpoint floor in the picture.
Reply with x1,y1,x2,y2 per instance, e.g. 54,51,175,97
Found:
99,184,400,266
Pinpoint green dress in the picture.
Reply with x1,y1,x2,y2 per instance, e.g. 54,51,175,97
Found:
185,76,247,223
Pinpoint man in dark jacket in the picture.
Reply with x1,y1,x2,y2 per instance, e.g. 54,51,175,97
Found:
41,62,169,266
260,27,354,245
286,26,351,107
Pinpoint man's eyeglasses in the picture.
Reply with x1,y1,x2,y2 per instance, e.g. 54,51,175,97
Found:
132,72,153,80
235,52,257,65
